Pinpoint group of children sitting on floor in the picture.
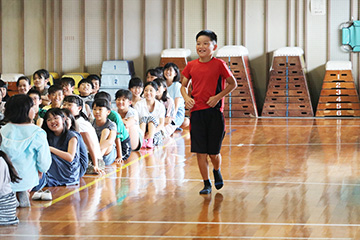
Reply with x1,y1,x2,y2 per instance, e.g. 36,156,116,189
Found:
0,62,189,225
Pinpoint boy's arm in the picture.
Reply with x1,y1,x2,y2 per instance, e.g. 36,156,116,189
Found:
206,75,237,108
99,129,116,155
181,76,195,109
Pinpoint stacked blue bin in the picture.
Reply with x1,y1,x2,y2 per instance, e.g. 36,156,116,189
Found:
100,60,135,108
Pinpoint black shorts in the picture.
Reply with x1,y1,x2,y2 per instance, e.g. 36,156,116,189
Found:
121,137,132,161
190,108,225,155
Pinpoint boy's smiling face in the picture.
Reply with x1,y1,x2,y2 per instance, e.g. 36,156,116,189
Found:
116,96,131,112
196,35,217,61
78,82,93,96
49,90,64,107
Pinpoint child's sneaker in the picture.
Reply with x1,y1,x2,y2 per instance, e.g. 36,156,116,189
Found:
41,190,52,201
141,139,147,149
213,169,224,190
31,190,43,200
146,138,154,149
199,179,212,194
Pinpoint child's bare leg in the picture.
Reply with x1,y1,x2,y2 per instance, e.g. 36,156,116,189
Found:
209,153,221,170
197,153,212,194
147,122,156,139
209,153,223,190
197,153,209,180
139,122,146,138
100,129,113,156
128,125,140,150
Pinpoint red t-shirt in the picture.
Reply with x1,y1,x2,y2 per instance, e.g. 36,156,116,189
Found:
182,57,232,112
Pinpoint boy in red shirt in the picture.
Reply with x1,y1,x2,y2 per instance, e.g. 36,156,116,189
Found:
181,30,237,194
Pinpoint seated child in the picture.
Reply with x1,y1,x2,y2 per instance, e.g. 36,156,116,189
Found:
17,76,31,94
60,77,76,96
27,89,45,126
94,92,131,162
87,74,101,94
134,82,165,148
32,69,51,107
36,108,81,188
61,77,92,120
61,108,89,178
92,98,117,165
0,95,51,207
0,90,5,121
0,80,10,102
62,95,105,174
153,78,177,138
42,85,64,110
115,89,143,151
146,68,163,82
0,137,21,225
78,79,95,107
128,77,143,107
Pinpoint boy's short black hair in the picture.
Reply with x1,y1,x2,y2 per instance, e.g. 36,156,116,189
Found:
115,89,132,101
128,77,143,89
27,89,42,99
33,69,50,80
48,84,63,95
87,74,101,86
94,91,112,102
92,98,111,110
78,78,94,89
60,77,75,87
16,76,31,86
196,30,217,43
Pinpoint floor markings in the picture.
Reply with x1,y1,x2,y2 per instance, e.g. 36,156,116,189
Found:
39,133,189,208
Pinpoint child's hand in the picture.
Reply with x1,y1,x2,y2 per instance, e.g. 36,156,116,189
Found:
115,156,123,163
185,98,195,109
93,166,105,175
206,95,220,108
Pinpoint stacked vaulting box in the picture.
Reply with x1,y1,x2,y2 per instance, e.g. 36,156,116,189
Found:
159,48,191,77
262,47,313,117
316,61,360,117
216,45,258,118
100,60,135,105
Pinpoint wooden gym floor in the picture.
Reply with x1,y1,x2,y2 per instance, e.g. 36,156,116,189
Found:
2,118,360,239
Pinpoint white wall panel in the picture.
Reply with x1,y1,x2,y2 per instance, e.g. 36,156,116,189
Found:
2,0,23,73
85,0,105,75
245,0,266,110
24,0,45,75
306,0,327,108
184,0,203,60
330,0,350,61
268,0,287,53
207,0,226,48
145,0,164,73
62,0,82,73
